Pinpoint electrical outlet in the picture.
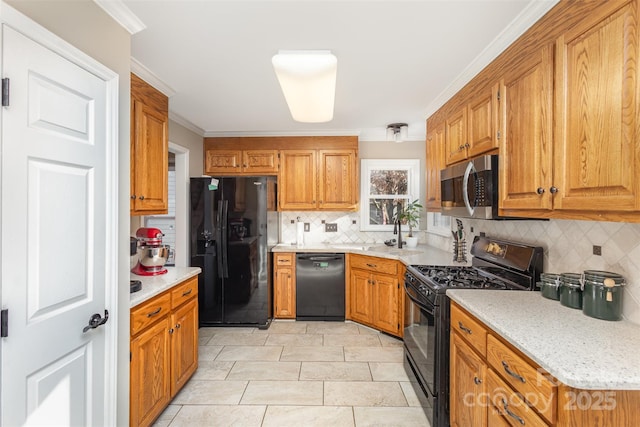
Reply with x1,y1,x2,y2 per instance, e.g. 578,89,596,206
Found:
325,223,338,232
593,245,602,256
304,223,310,232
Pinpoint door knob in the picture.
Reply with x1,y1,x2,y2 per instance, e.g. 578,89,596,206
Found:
82,310,109,333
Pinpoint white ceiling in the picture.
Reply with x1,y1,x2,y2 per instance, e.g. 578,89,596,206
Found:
116,0,558,141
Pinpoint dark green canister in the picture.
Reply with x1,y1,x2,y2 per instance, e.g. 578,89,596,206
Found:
559,273,583,309
540,273,561,300
582,270,625,321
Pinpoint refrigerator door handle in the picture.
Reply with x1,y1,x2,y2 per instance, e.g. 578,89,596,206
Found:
216,200,224,278
221,199,229,278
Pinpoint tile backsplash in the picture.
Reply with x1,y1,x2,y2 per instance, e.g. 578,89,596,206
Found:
280,212,640,325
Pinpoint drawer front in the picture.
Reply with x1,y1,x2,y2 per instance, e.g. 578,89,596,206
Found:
131,292,171,336
487,334,556,424
171,276,198,309
350,254,397,275
451,303,488,357
487,369,549,427
275,253,294,266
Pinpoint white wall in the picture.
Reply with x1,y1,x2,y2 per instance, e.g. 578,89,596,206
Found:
5,1,132,424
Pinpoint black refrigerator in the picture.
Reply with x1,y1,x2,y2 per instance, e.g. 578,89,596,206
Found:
190,176,278,328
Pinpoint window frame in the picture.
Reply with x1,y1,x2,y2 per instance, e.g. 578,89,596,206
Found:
359,159,420,232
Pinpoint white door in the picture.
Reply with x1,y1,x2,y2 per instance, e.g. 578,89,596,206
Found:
1,15,118,427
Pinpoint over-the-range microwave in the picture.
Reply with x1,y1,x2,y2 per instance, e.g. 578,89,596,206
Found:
440,154,500,219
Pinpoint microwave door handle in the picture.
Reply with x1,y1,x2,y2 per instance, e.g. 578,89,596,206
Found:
462,161,476,217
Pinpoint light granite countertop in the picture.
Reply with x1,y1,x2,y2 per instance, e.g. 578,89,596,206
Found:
447,289,640,390
271,243,464,268
130,266,201,308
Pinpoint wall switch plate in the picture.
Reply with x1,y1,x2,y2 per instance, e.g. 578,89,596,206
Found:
593,245,602,256
325,223,338,232
304,223,310,232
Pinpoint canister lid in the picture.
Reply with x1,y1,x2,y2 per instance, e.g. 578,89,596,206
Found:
560,272,582,287
540,273,561,284
583,270,625,286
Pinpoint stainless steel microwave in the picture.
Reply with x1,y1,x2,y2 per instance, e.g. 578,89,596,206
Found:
440,154,499,219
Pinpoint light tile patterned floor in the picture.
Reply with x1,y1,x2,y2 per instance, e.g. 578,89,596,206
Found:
153,320,430,427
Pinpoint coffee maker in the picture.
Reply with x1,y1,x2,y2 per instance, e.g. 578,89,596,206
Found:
131,227,169,276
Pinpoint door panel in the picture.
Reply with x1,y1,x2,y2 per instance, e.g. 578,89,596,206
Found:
1,23,114,426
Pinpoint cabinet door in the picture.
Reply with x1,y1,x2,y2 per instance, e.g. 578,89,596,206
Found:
279,150,317,210
131,99,169,215
130,317,171,427
274,266,296,318
450,332,487,427
554,0,640,212
204,150,242,174
170,297,198,397
468,83,499,157
243,150,279,174
349,269,373,324
499,45,554,212
426,122,445,210
318,150,357,210
371,273,400,336
445,106,468,165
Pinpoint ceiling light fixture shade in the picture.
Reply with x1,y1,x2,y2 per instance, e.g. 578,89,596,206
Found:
272,50,337,123
387,123,409,143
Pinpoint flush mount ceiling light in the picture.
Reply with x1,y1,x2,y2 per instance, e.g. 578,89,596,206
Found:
387,123,409,143
272,50,337,123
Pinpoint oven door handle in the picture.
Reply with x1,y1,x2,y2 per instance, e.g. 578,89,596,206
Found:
462,160,476,217
404,282,436,315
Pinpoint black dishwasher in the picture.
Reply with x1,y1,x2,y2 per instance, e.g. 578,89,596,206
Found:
296,253,345,321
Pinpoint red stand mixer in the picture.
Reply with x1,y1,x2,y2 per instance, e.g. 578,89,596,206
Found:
131,227,169,276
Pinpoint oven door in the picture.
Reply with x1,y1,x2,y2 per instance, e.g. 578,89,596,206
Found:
403,284,437,394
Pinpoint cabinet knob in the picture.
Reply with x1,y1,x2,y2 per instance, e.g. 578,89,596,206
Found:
550,186,559,194
169,328,174,334
175,323,181,329
459,145,465,151
536,187,545,195
474,376,482,385
139,195,145,200
131,194,136,200
464,142,470,148
243,164,247,168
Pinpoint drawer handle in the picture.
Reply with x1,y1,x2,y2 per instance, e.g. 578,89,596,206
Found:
182,289,193,297
474,376,482,385
501,398,525,425
458,321,472,334
146,307,162,317
502,361,526,383
366,263,377,268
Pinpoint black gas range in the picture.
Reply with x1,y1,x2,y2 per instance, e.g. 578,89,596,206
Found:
403,236,543,427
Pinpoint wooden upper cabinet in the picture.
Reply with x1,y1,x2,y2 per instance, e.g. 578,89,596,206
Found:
445,84,500,165
426,122,445,211
279,149,357,211
279,150,317,210
204,149,279,175
318,150,357,210
445,107,468,165
499,45,554,212
130,73,169,215
554,0,640,212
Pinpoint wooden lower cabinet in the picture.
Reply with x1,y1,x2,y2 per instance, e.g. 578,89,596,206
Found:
450,333,487,427
130,276,199,427
347,254,404,337
273,253,296,318
450,302,640,426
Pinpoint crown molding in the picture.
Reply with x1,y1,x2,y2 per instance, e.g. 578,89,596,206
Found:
169,112,205,136
93,0,146,34
203,129,361,138
130,57,176,97
424,0,560,118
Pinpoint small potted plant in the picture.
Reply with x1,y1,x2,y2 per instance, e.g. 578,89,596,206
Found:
396,199,422,248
